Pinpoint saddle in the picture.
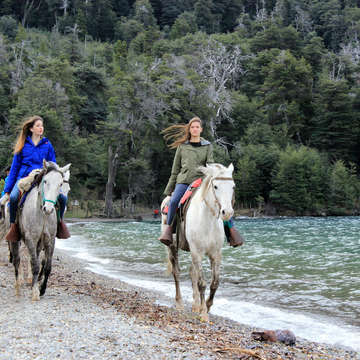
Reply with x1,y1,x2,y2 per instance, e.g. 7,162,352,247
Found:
0,169,44,223
18,169,45,209
162,178,202,252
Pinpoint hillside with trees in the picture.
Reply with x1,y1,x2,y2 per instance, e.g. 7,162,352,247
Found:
0,0,360,217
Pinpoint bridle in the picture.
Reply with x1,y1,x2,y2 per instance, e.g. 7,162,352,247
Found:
204,176,234,218
40,170,65,207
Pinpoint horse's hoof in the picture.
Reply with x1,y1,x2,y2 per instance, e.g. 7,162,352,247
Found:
192,304,200,313
200,313,209,322
15,281,21,297
32,286,40,301
176,301,184,311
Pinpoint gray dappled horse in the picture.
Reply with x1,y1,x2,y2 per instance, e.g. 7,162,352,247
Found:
162,163,235,321
6,160,71,300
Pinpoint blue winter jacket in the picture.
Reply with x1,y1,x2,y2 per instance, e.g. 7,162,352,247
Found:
4,136,56,194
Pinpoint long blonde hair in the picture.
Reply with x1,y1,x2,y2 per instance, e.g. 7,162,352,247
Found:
13,115,44,154
162,117,202,149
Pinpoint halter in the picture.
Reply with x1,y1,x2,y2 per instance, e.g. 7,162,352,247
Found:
40,170,64,207
204,176,234,218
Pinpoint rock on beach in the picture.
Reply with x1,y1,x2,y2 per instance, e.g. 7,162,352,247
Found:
0,240,358,360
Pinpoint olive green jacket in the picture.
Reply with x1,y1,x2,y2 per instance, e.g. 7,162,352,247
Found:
164,138,214,196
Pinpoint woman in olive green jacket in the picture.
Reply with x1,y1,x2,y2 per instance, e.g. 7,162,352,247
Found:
158,117,243,248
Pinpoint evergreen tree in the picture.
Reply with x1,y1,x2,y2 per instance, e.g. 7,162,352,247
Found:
310,78,358,163
73,64,108,135
235,143,280,206
159,0,182,27
0,15,18,39
270,145,328,214
260,50,313,142
115,18,144,43
134,0,157,29
169,12,197,39
310,0,345,50
328,160,360,214
194,0,217,34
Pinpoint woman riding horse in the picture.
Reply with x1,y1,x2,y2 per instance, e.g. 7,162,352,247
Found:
0,115,70,242
158,116,243,247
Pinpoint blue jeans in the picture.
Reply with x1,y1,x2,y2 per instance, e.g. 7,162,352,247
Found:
9,180,21,224
58,193,67,219
9,181,67,223
166,183,188,225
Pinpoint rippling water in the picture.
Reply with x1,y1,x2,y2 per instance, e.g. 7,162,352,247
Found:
57,217,360,351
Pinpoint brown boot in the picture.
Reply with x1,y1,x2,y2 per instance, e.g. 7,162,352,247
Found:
5,223,20,243
229,227,244,247
56,220,70,239
158,225,173,246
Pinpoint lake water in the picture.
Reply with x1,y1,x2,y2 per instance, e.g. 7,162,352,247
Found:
56,216,360,352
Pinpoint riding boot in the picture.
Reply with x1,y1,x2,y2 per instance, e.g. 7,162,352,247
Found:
228,227,244,247
158,224,173,246
56,220,70,239
5,223,20,243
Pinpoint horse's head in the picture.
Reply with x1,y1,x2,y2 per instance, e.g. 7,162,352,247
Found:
41,160,71,215
199,163,235,221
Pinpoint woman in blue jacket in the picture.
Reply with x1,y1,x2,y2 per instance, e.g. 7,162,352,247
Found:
0,115,70,242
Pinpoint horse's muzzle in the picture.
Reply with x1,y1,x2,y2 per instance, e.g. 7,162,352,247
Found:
221,207,234,221
42,204,55,215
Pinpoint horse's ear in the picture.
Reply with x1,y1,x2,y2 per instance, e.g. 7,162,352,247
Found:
228,163,234,173
198,165,208,176
60,163,71,174
43,159,49,169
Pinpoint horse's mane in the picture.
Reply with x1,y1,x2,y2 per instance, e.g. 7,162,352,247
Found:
198,163,229,200
45,161,61,173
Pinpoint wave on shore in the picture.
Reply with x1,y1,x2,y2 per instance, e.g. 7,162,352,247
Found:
56,238,360,353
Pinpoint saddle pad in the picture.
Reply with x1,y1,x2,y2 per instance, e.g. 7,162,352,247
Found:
180,178,202,205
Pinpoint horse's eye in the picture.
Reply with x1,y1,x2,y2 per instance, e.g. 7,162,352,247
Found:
44,180,47,184
214,185,218,190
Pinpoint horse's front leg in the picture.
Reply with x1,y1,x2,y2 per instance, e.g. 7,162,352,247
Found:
206,252,221,312
190,253,208,321
167,246,184,310
27,240,40,301
8,240,21,297
39,239,54,296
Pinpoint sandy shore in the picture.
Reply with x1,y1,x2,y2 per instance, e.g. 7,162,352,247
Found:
0,239,358,360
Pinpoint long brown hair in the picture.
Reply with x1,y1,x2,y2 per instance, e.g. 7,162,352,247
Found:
161,117,202,149
13,116,44,154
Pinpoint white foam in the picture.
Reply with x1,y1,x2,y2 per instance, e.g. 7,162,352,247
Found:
210,298,360,352
74,251,110,265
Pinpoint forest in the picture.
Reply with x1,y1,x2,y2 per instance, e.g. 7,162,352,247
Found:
0,0,360,217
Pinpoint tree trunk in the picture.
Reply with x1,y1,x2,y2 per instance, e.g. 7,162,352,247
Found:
22,0,43,27
105,144,120,217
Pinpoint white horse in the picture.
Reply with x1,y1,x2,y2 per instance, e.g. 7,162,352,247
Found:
162,163,235,321
5,160,71,300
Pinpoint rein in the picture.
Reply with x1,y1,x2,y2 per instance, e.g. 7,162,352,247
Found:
204,176,233,218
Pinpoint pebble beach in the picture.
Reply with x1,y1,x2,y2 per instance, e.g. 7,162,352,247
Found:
0,239,359,360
